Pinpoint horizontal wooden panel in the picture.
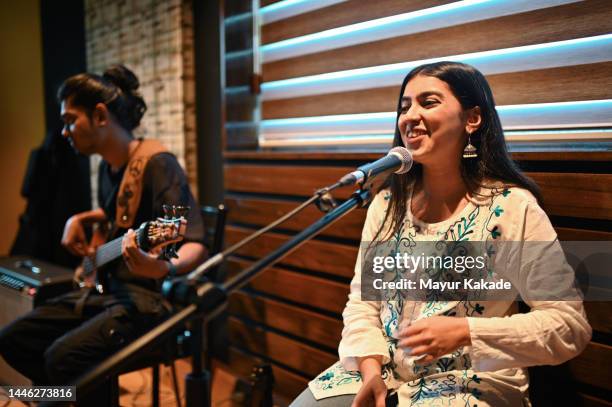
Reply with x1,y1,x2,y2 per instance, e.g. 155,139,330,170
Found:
225,164,612,220
584,302,612,335
225,195,366,240
226,1,253,18
230,251,610,336
226,127,258,150
227,262,611,337
578,393,612,407
226,60,255,88
568,342,612,391
510,151,612,162
225,151,384,161
225,164,355,198
263,85,397,119
531,173,612,220
227,258,349,314
263,0,612,81
261,0,451,44
555,227,612,241
226,225,357,279
219,346,309,403
229,291,343,350
262,63,612,119
486,63,612,106
229,317,336,377
260,0,279,7
224,150,612,162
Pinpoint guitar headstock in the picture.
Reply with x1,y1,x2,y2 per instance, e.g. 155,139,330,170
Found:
138,216,187,255
163,204,190,219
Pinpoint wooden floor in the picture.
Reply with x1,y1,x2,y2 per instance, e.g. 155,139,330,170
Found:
0,359,242,407
117,359,242,407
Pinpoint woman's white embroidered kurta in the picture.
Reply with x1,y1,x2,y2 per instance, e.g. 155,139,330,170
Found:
309,186,591,406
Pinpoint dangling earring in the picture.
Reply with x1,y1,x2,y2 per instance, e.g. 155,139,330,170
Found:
463,132,477,158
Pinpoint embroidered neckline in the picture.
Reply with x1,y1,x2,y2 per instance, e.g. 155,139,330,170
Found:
407,187,476,232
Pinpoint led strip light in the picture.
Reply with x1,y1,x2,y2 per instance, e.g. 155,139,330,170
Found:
260,34,612,101
260,0,579,63
259,100,612,147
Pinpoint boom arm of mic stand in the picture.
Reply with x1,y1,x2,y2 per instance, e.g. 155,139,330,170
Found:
186,192,324,282
221,188,373,294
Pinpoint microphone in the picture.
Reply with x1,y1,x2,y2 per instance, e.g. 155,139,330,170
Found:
339,146,413,187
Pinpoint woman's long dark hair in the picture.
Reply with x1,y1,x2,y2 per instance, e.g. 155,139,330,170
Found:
57,65,146,131
375,61,541,241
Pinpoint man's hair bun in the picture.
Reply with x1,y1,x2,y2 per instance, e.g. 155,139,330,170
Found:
103,65,140,94
59,65,147,131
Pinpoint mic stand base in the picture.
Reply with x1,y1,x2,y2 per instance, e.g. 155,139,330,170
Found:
186,371,210,407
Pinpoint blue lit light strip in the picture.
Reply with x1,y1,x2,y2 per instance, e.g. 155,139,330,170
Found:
260,134,393,148
499,100,612,130
260,0,348,25
260,100,612,141
260,0,579,62
260,131,612,148
225,86,251,96
505,129,612,142
263,112,395,138
261,34,612,101
225,12,251,26
226,0,349,59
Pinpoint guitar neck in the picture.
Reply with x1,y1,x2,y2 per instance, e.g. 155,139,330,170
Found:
83,228,143,274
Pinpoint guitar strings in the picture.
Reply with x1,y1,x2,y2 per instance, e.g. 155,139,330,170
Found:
90,228,144,269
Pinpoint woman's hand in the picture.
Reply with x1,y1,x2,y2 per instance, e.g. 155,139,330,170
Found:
61,214,89,257
122,229,169,279
398,316,471,364
352,375,387,407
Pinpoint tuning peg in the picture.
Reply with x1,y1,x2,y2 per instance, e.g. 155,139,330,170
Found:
162,205,191,219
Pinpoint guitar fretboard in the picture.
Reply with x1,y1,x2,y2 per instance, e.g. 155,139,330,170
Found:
82,228,143,276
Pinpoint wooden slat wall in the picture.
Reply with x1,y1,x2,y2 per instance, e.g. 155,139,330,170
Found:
262,0,612,83
218,1,612,405
263,62,612,119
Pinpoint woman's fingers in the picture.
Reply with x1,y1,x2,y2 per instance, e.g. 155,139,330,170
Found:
409,345,431,357
398,333,431,349
415,354,436,364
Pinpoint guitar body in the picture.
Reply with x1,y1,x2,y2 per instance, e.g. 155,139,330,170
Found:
76,225,110,290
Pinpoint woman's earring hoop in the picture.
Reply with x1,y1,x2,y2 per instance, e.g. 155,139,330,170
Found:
463,132,477,159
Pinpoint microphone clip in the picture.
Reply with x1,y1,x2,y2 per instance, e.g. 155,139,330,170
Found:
315,186,339,213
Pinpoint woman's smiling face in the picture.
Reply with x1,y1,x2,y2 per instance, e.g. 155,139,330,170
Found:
398,75,476,166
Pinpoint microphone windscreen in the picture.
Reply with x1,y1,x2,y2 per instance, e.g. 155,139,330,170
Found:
389,146,413,174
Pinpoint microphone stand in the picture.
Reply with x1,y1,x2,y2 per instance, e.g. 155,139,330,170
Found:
186,183,341,283
66,186,374,407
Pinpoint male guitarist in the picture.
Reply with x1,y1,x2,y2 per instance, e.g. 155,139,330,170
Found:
0,65,206,406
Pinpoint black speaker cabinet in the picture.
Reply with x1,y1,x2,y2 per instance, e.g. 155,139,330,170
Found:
0,256,73,385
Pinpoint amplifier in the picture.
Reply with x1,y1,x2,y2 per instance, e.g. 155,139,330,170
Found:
0,256,73,385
